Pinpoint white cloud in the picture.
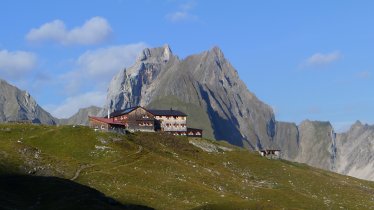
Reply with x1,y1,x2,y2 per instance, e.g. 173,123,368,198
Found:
77,43,148,77
45,91,106,119
0,50,37,79
166,11,198,22
26,17,112,45
303,51,341,67
61,42,148,93
166,0,199,23
47,43,148,118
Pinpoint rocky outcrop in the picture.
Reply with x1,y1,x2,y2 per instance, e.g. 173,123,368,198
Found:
274,120,374,181
0,79,56,124
295,120,336,171
335,121,374,180
274,120,336,171
58,106,102,125
105,45,275,149
274,121,299,160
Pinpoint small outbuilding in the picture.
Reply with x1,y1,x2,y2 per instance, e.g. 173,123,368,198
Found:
258,149,281,159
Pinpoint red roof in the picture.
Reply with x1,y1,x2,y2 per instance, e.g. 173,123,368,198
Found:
89,116,126,126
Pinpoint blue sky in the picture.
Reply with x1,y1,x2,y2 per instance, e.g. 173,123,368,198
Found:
0,0,373,131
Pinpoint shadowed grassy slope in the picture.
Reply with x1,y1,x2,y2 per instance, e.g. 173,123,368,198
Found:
0,124,373,209
0,175,153,210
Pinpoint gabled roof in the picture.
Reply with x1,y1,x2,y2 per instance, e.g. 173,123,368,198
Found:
110,106,156,118
148,109,187,117
110,107,138,117
89,116,126,126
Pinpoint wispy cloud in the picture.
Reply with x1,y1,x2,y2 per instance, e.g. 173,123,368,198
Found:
61,42,148,94
0,50,37,79
307,106,321,115
166,1,199,23
302,51,341,67
356,70,371,79
26,17,112,45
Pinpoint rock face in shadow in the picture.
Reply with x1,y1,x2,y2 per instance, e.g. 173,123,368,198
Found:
0,80,56,125
0,174,154,210
273,121,299,160
58,106,102,125
105,45,275,149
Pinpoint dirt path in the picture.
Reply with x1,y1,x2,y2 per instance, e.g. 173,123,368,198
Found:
70,164,95,181
134,145,143,155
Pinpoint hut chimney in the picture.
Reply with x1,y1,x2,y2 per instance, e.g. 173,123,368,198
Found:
107,109,110,119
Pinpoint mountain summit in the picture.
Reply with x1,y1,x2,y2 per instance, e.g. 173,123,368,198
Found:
105,45,275,149
0,80,56,124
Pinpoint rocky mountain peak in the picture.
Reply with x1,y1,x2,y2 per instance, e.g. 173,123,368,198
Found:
0,79,56,124
106,45,275,149
209,46,224,59
352,120,363,128
136,44,174,63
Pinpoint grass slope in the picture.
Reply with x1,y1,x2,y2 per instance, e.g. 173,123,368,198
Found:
0,124,373,209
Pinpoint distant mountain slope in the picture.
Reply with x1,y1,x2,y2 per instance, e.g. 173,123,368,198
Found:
105,45,275,149
0,79,56,124
59,106,102,125
0,124,373,209
275,120,374,181
336,121,374,180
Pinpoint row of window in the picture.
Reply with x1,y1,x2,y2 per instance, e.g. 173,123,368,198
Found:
139,122,153,126
172,132,201,136
156,116,186,120
164,123,186,127
115,115,186,121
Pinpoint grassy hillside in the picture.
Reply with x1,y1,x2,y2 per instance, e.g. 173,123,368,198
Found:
0,124,373,209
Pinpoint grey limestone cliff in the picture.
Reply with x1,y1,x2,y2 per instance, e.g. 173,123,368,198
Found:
273,121,299,160
295,120,337,171
0,79,56,124
274,119,374,181
105,45,276,149
335,121,374,180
